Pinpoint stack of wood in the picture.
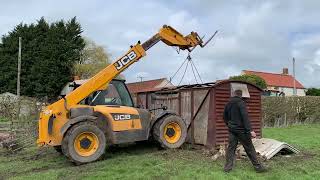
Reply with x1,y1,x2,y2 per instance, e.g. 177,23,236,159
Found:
0,132,19,152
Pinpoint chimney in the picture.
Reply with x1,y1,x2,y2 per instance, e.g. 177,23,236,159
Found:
282,68,288,75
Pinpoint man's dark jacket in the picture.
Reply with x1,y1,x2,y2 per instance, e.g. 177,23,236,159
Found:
223,96,251,133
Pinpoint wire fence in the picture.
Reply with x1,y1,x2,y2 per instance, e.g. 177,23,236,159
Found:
1,95,320,152
0,95,42,152
262,96,320,127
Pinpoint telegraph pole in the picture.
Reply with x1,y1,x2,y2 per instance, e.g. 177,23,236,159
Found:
293,57,296,96
17,37,22,119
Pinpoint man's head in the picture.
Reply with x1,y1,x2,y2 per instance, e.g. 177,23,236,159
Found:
234,89,242,97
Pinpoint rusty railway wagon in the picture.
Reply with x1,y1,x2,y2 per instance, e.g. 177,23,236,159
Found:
131,80,263,148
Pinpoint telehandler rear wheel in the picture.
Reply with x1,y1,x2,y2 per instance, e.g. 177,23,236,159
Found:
153,115,187,149
62,121,106,165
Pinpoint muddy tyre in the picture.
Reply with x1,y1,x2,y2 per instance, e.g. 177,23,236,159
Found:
62,121,106,165
152,115,187,149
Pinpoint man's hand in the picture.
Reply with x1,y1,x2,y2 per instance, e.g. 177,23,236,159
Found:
250,131,256,138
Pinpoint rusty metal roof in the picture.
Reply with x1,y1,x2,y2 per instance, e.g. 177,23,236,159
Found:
156,80,263,94
126,78,173,93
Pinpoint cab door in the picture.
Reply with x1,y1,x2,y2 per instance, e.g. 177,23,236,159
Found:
89,80,150,143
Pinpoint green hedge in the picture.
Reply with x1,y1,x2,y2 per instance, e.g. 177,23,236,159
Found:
262,96,320,127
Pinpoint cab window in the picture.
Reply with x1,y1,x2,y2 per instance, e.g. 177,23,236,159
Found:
112,80,134,107
81,80,133,107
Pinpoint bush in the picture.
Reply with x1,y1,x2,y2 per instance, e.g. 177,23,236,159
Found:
306,88,320,96
230,74,267,89
262,96,320,127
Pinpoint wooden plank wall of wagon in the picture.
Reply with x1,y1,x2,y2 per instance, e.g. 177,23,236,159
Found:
148,93,180,115
135,93,147,109
192,90,210,145
213,83,262,146
180,91,192,125
141,89,210,145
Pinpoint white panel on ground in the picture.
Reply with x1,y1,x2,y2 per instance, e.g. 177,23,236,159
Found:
239,138,300,160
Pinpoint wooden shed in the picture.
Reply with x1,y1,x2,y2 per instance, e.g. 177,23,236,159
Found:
131,80,263,148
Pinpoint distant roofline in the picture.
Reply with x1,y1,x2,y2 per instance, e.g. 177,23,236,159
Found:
243,70,305,89
126,78,168,85
243,70,291,76
267,85,306,89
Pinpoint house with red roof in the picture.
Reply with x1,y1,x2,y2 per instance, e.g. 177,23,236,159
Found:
243,68,306,96
126,78,173,94
126,78,174,107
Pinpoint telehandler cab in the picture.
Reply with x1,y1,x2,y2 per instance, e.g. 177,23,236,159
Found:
37,25,212,164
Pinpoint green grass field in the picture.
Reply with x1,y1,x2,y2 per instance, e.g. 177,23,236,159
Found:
1,124,320,180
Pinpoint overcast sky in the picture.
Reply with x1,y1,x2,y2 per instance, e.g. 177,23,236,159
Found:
1,0,320,87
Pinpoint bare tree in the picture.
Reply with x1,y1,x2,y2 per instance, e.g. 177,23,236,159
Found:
74,38,111,79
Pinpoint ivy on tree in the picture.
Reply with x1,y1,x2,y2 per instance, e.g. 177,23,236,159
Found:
0,17,85,100
230,74,267,89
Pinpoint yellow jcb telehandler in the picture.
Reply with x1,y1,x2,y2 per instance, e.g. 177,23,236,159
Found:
37,25,212,164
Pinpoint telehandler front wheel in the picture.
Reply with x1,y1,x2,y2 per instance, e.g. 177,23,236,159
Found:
153,115,187,149
62,121,106,165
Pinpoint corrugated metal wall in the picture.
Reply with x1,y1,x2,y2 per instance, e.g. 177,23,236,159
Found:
132,80,262,148
210,82,262,146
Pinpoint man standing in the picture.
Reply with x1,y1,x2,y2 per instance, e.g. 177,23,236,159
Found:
223,89,266,173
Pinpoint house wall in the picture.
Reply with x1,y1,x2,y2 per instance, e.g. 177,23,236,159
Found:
267,86,306,96
281,87,305,96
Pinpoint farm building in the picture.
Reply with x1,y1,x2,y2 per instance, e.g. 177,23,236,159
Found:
243,68,306,96
126,78,174,107
129,80,263,148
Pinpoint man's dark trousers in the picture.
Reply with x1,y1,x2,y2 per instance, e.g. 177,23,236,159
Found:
224,130,261,171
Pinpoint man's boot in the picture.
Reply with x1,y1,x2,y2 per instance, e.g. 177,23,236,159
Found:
254,165,267,173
